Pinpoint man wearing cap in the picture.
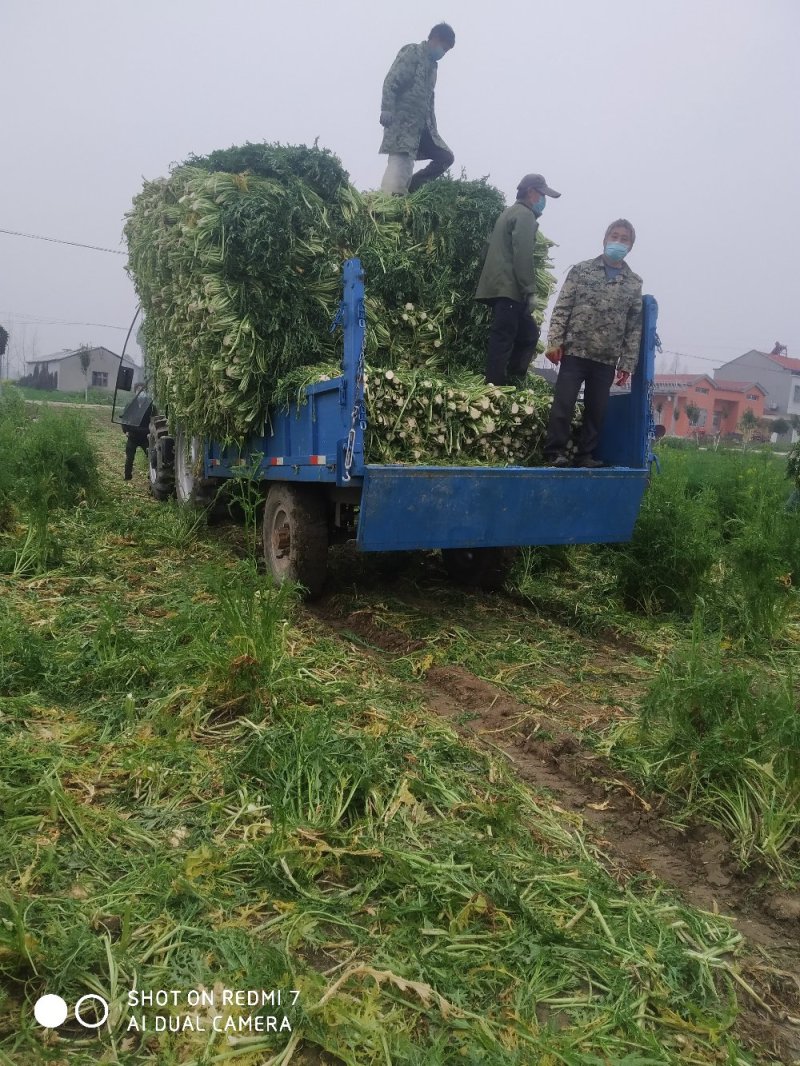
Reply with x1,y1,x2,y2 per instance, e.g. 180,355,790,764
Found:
379,23,456,196
476,174,561,386
543,219,643,468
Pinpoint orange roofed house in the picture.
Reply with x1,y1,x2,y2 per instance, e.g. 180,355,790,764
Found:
653,375,766,438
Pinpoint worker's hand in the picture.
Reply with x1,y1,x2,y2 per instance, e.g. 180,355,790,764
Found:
546,346,563,365
526,293,537,316
615,370,631,387
380,110,394,127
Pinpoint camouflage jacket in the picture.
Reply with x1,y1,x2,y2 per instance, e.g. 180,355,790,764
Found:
547,256,643,373
474,202,539,304
380,42,451,157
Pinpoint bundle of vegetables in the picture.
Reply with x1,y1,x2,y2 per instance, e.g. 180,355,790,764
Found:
274,363,579,467
125,160,346,437
352,184,554,375
366,368,557,465
125,143,556,441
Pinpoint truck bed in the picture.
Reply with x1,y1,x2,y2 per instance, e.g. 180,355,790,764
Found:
205,260,658,554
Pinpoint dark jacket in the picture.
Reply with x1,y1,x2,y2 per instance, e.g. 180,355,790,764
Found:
475,201,539,306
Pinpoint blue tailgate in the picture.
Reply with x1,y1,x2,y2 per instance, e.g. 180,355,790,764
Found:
356,293,657,552
357,465,647,551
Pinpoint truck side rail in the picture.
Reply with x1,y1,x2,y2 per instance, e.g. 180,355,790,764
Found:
597,294,658,469
206,258,367,486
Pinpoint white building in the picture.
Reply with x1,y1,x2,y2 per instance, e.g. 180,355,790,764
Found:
714,349,800,418
23,346,141,392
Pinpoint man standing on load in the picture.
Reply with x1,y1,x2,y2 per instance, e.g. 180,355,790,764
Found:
476,173,561,386
543,219,643,467
379,23,456,196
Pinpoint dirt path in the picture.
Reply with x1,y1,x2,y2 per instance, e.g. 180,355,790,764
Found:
310,597,800,1064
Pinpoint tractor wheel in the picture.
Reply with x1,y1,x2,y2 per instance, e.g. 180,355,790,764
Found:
372,551,414,581
441,547,515,592
262,484,329,599
174,424,226,516
148,416,175,501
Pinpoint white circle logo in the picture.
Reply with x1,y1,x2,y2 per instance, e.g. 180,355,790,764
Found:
34,995,69,1029
74,994,109,1029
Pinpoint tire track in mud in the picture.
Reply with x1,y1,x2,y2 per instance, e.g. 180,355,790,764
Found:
309,597,800,1065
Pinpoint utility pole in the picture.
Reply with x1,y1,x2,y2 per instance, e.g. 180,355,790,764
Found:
0,325,9,382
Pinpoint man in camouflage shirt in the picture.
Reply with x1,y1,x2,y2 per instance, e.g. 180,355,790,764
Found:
544,219,643,468
379,23,455,195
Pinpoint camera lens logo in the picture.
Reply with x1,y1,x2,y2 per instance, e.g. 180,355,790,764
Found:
33,996,68,1029
34,994,109,1029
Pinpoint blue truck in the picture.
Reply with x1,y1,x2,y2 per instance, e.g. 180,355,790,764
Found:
118,258,658,597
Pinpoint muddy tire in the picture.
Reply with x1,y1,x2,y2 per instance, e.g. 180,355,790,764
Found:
148,416,175,501
174,424,226,516
262,484,328,599
441,547,514,592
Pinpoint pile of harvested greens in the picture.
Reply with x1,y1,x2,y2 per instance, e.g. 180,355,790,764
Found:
275,362,569,466
125,143,558,456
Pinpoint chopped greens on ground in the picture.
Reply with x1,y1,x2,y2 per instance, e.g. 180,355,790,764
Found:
0,399,784,1064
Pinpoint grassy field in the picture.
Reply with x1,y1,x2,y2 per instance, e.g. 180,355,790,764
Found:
509,445,800,885
10,385,115,406
1,393,798,1064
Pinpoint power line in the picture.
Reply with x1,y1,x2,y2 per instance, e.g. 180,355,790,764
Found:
534,349,732,370
669,342,757,350
659,349,726,366
656,348,782,368
0,227,126,256
0,310,128,331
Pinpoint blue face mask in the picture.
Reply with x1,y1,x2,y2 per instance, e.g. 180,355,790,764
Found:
532,195,546,216
604,241,629,261
429,44,445,61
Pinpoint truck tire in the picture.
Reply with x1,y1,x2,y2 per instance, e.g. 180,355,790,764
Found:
174,424,226,515
148,416,175,501
373,551,413,581
441,547,514,592
262,484,328,599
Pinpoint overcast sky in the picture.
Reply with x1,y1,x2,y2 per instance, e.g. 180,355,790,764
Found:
1,0,797,379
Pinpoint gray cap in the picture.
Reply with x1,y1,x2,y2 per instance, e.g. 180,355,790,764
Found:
517,173,561,198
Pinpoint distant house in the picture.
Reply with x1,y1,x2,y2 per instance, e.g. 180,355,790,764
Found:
714,350,800,417
23,346,141,392
653,375,766,437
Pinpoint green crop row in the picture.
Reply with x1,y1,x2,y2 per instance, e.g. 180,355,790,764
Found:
0,386,99,574
512,447,799,648
503,447,800,880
